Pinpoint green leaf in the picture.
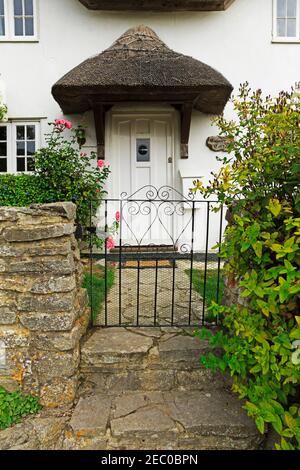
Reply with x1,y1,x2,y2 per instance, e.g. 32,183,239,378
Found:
268,199,282,217
255,416,265,434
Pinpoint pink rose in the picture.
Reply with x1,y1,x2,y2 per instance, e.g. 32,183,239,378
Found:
106,237,115,251
65,120,72,129
60,119,66,126
54,119,61,125
115,211,120,222
97,160,105,168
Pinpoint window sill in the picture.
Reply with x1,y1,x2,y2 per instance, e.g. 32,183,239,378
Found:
272,38,300,44
0,38,39,43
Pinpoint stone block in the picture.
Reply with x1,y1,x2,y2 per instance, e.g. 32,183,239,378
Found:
30,202,76,221
0,208,19,223
0,325,30,348
7,254,75,275
35,348,80,381
30,275,76,294
19,311,78,332
0,238,72,257
2,223,75,242
18,292,76,312
32,317,88,351
40,377,78,408
69,395,112,437
0,307,16,325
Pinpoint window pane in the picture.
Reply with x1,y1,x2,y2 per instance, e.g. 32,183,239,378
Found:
14,0,23,16
17,158,25,172
0,159,7,173
27,157,35,172
17,141,25,156
0,127,7,141
25,17,34,35
0,17,4,36
26,125,35,140
287,0,297,17
0,0,4,16
277,0,287,17
24,0,33,16
14,17,24,36
287,18,297,36
17,126,25,140
0,142,6,156
277,18,286,36
27,141,35,156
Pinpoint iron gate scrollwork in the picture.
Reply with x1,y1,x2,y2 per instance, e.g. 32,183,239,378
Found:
86,185,224,328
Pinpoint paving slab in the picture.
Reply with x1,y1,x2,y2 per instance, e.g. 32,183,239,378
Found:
164,390,258,437
69,395,111,437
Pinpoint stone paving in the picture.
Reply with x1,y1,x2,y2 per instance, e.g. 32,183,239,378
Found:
0,327,264,450
63,327,263,450
95,260,208,326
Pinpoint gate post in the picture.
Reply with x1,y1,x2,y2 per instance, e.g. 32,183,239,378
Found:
0,203,89,408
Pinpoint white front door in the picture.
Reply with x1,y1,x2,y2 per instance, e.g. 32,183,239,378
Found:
107,108,178,246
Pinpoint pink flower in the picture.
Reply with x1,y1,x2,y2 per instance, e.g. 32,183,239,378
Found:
65,120,72,129
106,237,115,251
80,151,87,157
97,160,105,168
59,119,66,126
115,211,120,223
54,119,61,125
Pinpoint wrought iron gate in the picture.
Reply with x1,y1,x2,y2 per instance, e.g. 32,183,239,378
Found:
86,186,224,328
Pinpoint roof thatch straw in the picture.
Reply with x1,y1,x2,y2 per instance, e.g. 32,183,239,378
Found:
52,25,233,114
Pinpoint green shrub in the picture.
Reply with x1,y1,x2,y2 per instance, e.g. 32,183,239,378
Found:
0,174,46,207
193,84,300,450
0,387,42,430
0,121,111,227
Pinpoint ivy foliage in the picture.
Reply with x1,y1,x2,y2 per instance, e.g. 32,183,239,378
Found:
193,84,300,450
0,122,111,226
0,102,7,122
0,387,42,430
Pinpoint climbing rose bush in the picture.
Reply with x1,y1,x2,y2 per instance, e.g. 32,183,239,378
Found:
193,84,300,450
34,121,111,227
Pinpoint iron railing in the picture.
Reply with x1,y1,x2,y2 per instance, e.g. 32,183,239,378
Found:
82,186,225,328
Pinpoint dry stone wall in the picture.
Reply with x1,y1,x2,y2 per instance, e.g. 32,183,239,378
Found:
0,202,89,408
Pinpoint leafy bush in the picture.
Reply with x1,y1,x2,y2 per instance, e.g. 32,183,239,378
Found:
0,121,111,227
0,387,42,430
0,174,45,207
193,84,300,450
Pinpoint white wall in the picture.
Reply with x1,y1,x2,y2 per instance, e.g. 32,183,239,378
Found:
1,0,299,188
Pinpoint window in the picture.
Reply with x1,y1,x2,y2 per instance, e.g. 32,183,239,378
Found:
0,0,38,41
0,121,40,173
0,0,6,37
0,125,7,172
274,0,300,41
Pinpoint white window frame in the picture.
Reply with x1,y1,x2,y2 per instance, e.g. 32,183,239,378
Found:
273,0,300,43
0,0,39,42
0,0,9,40
0,120,40,174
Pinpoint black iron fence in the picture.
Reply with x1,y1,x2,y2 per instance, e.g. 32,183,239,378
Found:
82,185,225,328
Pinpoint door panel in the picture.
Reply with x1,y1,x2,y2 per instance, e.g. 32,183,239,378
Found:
110,112,176,246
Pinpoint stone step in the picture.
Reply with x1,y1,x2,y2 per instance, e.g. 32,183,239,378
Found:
80,327,229,393
63,390,262,450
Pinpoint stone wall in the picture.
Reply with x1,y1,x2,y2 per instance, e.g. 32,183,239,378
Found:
0,203,89,408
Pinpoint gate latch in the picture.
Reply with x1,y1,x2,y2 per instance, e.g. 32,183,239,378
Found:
168,157,173,164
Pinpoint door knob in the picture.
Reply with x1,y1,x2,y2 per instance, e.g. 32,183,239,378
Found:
168,157,173,164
